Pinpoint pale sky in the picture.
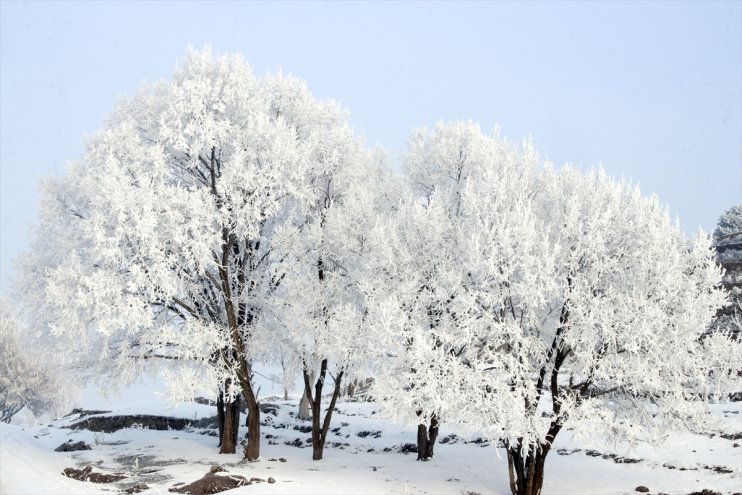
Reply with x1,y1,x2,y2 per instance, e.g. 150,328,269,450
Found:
1,1,741,292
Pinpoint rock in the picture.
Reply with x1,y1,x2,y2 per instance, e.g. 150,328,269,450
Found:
285,438,304,448
169,471,249,495
279,457,287,462
69,414,195,433
357,430,382,438
267,477,276,484
124,483,149,494
260,403,280,416
635,486,649,493
399,443,418,454
54,440,92,452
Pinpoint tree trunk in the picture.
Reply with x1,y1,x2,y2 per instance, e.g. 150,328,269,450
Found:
220,402,237,454
426,415,439,459
303,360,344,461
216,392,225,448
218,379,241,454
311,408,324,461
415,412,439,461
506,442,549,495
298,371,314,420
231,395,241,445
239,377,261,461
299,393,311,420
244,399,260,460
416,424,429,461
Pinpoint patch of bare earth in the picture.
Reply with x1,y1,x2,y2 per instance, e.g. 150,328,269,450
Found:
168,465,275,495
62,465,126,483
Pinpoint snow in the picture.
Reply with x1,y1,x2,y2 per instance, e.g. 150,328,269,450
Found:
1,378,740,495
0,424,102,495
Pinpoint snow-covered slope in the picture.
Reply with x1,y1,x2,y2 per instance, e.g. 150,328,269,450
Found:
0,424,103,494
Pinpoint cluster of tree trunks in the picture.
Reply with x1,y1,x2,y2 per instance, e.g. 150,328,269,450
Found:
416,413,439,461
506,441,555,495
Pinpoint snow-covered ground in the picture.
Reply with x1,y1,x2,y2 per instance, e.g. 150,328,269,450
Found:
1,376,740,495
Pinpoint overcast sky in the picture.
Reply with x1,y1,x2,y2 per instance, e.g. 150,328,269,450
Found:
1,1,741,293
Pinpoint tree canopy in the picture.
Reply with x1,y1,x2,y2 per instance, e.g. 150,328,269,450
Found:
17,47,366,459
365,122,738,495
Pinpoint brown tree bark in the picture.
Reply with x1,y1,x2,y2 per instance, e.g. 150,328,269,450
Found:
244,398,261,461
217,381,241,454
238,369,261,461
219,402,237,454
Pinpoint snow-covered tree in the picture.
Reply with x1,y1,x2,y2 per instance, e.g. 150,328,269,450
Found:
265,148,398,460
712,205,742,339
16,47,362,459
367,123,739,495
485,167,737,495
367,121,532,460
0,301,69,423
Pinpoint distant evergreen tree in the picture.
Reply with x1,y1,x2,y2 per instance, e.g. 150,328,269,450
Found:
712,205,742,338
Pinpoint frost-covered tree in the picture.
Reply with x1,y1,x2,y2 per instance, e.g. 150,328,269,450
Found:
16,48,362,460
712,205,742,339
368,123,738,495
486,167,737,495
0,301,69,423
266,149,397,460
368,121,525,460
364,192,452,460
